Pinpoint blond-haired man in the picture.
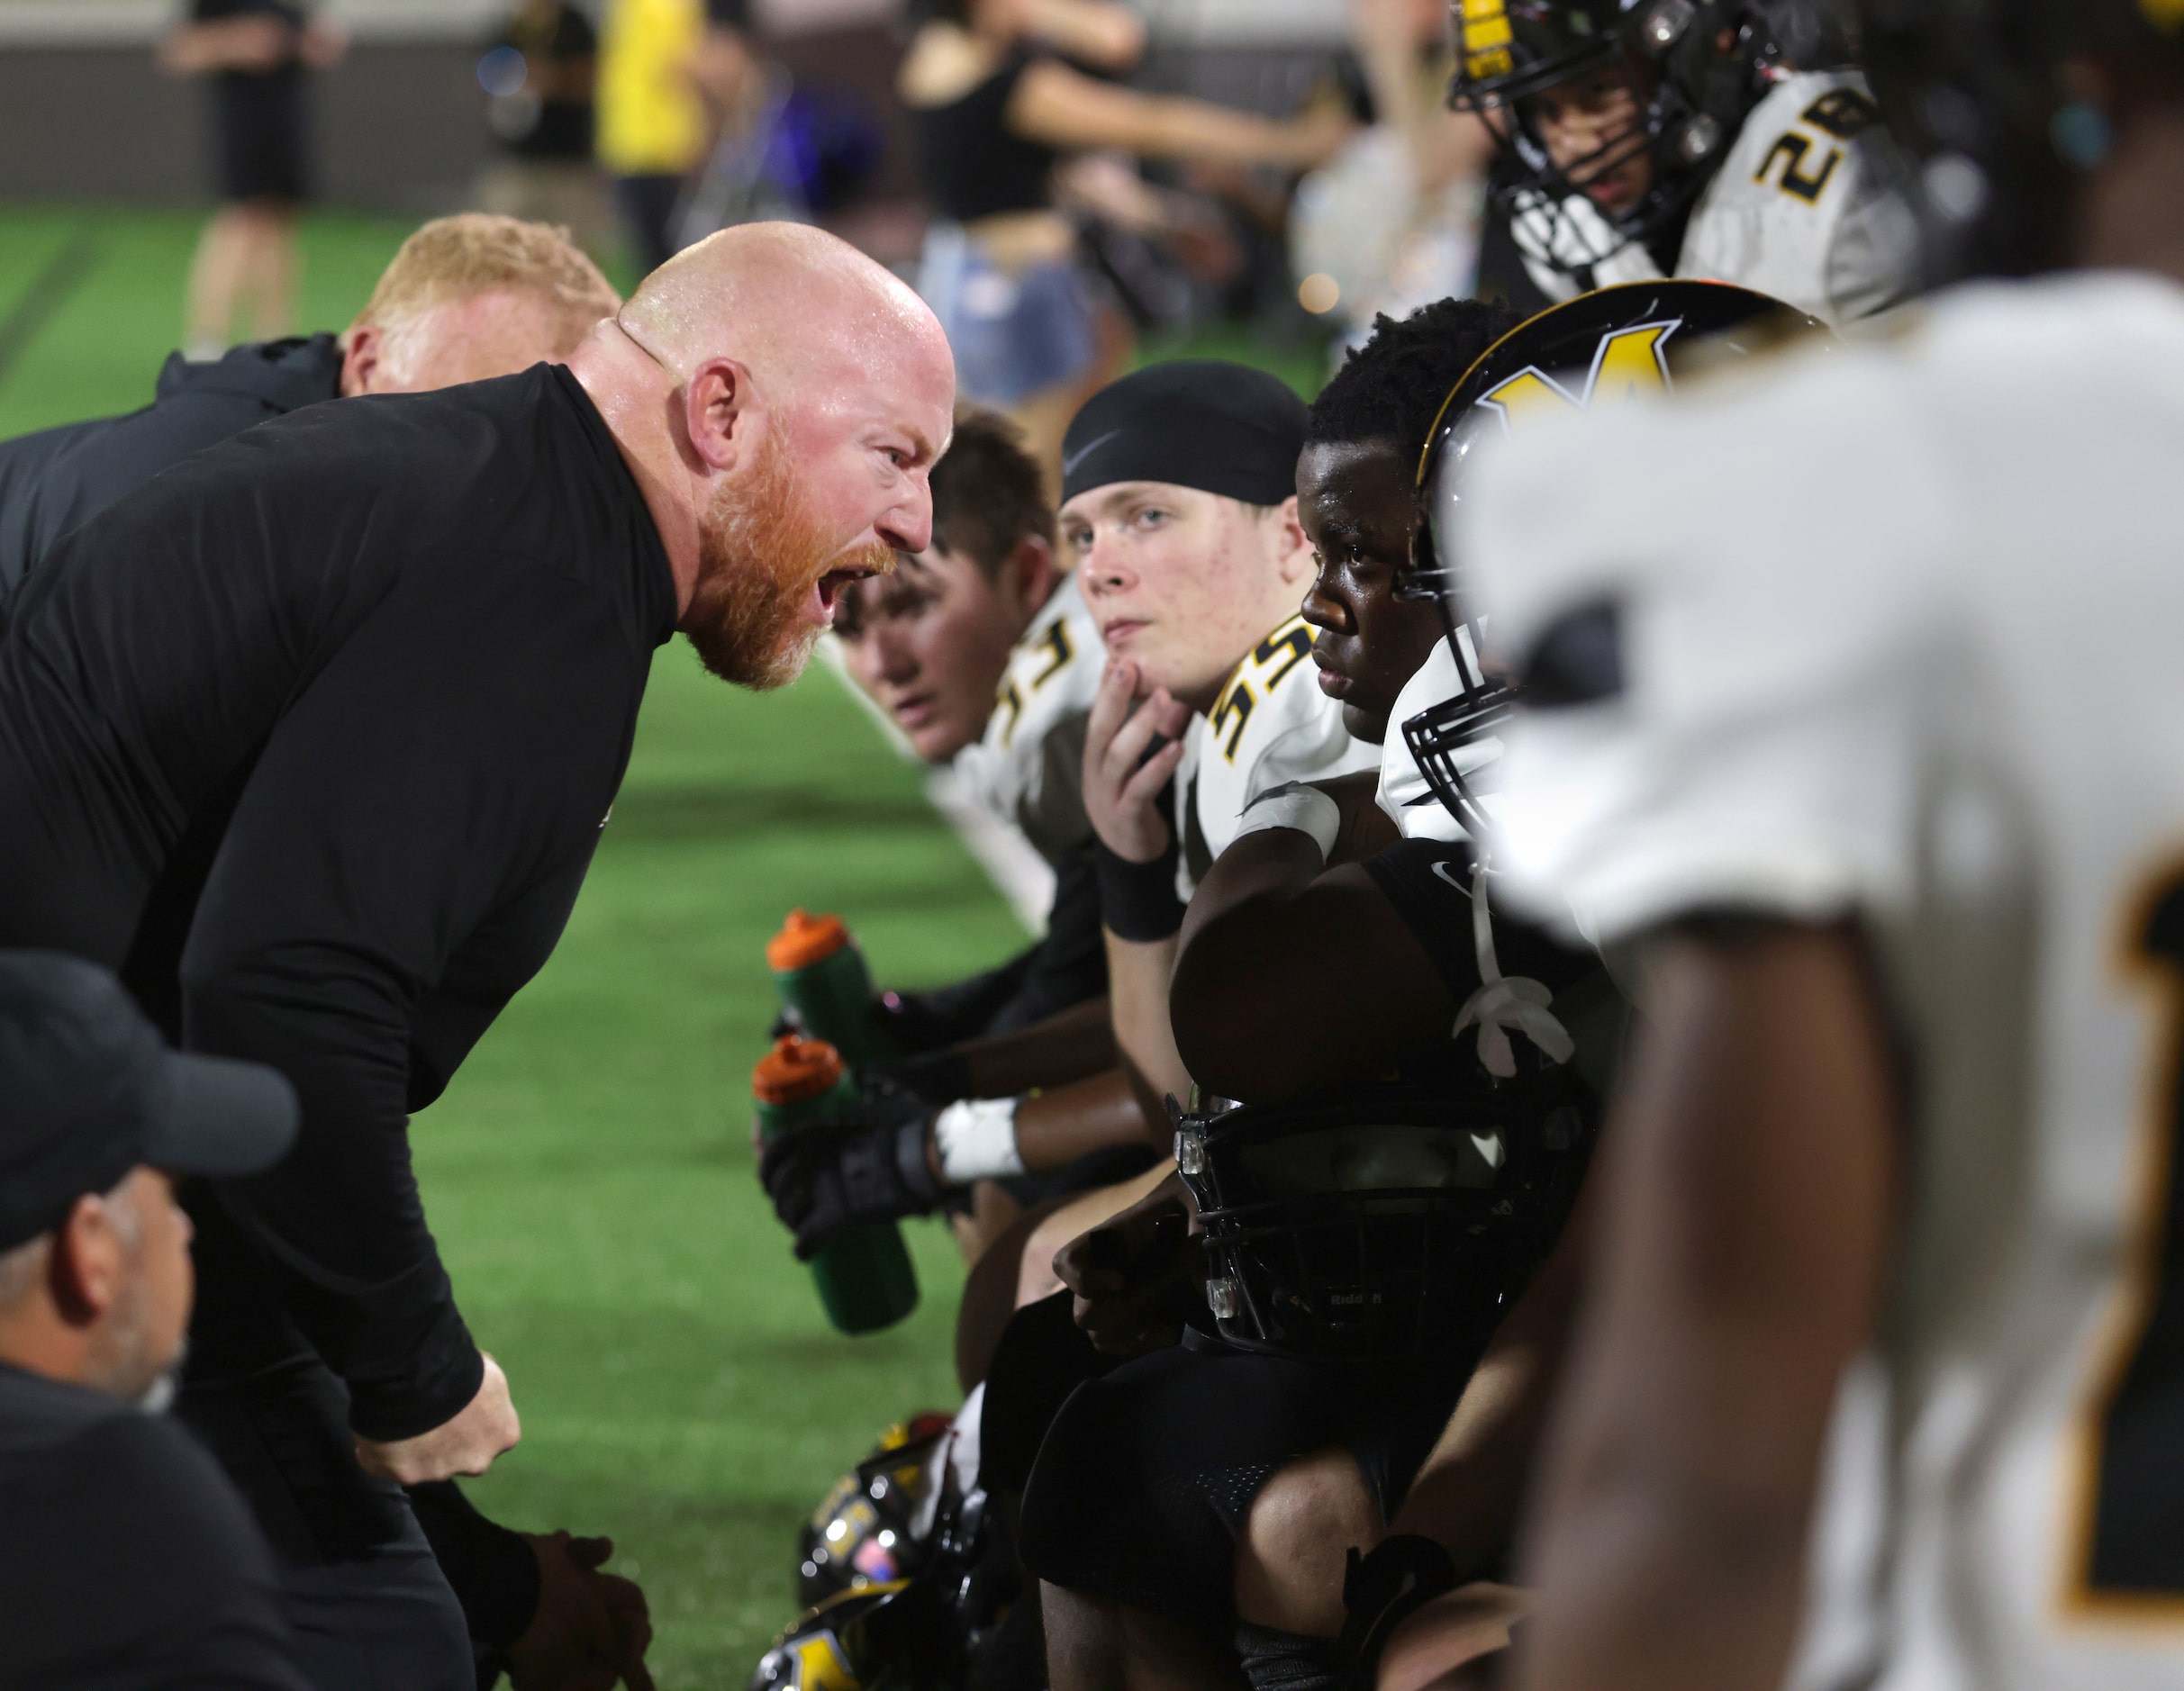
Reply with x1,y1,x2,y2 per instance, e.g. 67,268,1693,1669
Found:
0,213,621,601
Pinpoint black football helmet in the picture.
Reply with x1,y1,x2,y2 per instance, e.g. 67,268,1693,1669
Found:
1448,0,1849,278
1398,278,1830,839
765,1411,1025,1691
1857,0,2184,281
1174,1072,1593,1362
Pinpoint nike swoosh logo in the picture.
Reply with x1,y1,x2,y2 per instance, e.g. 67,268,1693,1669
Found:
1430,860,1472,894
1061,429,1120,480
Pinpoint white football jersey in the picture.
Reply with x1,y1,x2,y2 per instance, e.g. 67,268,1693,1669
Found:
1176,612,1378,900
1509,70,1919,328
950,573,1101,871
1463,272,2184,1691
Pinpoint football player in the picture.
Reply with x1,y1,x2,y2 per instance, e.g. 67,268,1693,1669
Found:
1066,359,1382,1110
830,408,1109,1053
1439,4,2184,1690
763,361,1375,1274
1454,0,1919,326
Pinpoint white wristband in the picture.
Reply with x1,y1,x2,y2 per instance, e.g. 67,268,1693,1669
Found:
933,1097,1027,1184
1232,782,1342,860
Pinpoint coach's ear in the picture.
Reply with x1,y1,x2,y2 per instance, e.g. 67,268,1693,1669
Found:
682,356,757,474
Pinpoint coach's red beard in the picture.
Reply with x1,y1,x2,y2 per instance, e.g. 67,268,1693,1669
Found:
682,435,893,690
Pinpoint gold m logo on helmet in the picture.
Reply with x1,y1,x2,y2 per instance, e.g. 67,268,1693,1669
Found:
1478,320,1681,430
1458,0,1515,79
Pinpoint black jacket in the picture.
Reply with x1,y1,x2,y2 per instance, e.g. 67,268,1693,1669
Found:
0,335,343,608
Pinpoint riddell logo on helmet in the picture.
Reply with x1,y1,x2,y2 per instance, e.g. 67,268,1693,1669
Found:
1477,319,1681,430
1460,0,1515,79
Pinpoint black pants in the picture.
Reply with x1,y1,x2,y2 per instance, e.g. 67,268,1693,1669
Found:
1017,1328,1483,1625
178,1359,471,1691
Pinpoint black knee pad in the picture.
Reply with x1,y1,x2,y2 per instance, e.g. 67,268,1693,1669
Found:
1019,1343,1349,1620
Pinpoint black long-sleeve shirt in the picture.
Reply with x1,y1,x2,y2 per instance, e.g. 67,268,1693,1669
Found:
0,363,676,1440
0,1363,307,1690
0,334,342,605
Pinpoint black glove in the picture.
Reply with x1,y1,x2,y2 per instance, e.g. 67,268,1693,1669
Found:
1337,1533,1460,1691
758,1080,946,1260
865,1046,974,1108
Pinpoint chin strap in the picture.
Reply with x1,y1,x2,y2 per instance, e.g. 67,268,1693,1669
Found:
1452,859,1574,1079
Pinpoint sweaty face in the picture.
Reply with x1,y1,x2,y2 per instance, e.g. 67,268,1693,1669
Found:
1520,61,1657,217
1063,483,1305,710
1297,439,1445,745
684,425,894,690
833,548,1025,763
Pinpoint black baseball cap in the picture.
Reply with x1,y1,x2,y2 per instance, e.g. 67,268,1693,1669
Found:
0,951,298,1252
1059,360,1309,509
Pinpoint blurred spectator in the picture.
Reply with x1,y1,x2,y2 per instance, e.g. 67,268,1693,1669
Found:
596,0,757,275
1291,0,1496,349
0,950,303,1691
159,0,348,359
898,0,1352,487
476,0,614,260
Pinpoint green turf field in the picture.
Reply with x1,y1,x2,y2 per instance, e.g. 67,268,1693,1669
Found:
0,203,1324,1685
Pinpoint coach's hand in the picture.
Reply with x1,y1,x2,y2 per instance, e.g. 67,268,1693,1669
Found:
758,1081,947,1259
508,1531,656,1691
1054,1171,1202,1356
355,1353,521,1485
1083,657,1192,864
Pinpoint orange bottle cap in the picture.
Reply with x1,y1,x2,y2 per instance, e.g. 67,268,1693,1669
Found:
753,1034,847,1105
766,909,849,972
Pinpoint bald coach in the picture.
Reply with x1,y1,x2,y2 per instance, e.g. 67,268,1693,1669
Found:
0,222,954,1690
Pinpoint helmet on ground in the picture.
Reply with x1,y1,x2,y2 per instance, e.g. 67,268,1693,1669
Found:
1400,278,1828,838
1174,1070,1593,1361
797,1413,954,1611
748,1581,953,1691
1449,0,1844,276
1856,0,2184,279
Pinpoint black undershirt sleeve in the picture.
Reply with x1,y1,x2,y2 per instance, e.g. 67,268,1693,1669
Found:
179,565,635,1441
407,1482,541,1650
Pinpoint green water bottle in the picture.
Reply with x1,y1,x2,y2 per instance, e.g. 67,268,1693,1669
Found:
767,909,895,1067
753,1034,920,1334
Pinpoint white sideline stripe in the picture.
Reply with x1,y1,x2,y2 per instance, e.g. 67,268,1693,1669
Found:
813,638,1051,937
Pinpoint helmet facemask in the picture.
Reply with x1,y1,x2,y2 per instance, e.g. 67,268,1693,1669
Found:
1397,403,1515,846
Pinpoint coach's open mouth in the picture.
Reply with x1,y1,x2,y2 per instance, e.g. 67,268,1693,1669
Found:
815,565,878,618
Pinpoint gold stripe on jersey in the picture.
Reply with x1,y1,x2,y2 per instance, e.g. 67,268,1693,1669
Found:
1030,618,1074,692
1208,617,1319,765
2058,855,2184,1625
